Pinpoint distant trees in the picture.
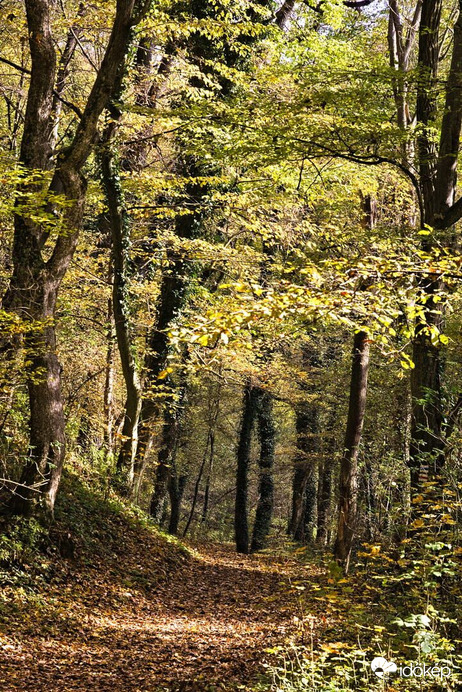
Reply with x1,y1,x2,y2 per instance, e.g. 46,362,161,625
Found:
235,383,275,554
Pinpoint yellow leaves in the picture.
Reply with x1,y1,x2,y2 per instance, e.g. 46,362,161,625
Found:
411,518,425,529
441,514,456,525
320,642,346,653
158,367,174,380
400,353,415,370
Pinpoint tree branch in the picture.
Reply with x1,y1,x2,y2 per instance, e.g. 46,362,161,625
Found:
0,55,83,119
293,138,424,225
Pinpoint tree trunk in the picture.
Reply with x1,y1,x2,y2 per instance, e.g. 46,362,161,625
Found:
183,432,210,537
103,296,116,456
4,0,151,516
407,0,462,493
334,330,370,571
149,389,185,523
362,453,377,540
168,473,187,535
409,288,444,488
201,430,215,524
235,383,259,554
302,464,318,543
317,458,334,546
100,111,142,491
251,389,275,552
290,405,320,542
133,175,206,485
289,345,320,542
149,412,178,524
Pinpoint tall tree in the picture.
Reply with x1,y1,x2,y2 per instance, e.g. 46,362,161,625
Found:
251,389,275,552
3,0,152,516
235,383,260,554
409,0,462,489
289,346,321,542
334,330,370,571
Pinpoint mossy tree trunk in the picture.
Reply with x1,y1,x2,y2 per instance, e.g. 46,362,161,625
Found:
235,383,259,554
251,389,275,552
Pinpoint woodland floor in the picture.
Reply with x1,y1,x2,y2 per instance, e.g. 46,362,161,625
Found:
0,485,325,692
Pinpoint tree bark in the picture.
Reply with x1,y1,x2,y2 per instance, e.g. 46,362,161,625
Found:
317,458,334,545
168,473,187,535
235,383,259,554
289,345,321,542
100,107,142,491
408,0,462,491
251,389,275,552
4,0,151,516
103,295,116,456
334,331,370,570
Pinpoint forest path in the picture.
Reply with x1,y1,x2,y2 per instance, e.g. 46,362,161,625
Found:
1,541,319,692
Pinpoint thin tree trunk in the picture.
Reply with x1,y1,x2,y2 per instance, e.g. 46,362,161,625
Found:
317,458,334,545
100,109,142,491
183,432,210,538
50,3,85,149
201,430,215,524
289,345,320,542
149,383,186,523
363,454,376,540
334,330,370,571
235,383,259,554
103,295,116,456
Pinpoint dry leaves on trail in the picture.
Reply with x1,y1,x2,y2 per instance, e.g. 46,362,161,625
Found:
0,531,313,692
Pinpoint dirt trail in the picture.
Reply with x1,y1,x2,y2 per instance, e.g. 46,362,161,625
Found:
0,543,310,692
